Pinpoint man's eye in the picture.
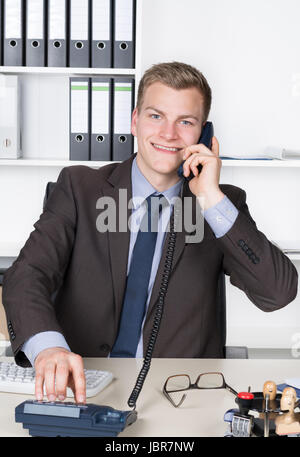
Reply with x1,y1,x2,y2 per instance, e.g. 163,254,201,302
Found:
180,120,192,126
150,114,161,119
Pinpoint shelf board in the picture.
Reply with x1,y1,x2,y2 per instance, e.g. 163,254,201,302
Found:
220,159,300,167
1,158,300,168
286,253,300,261
0,66,136,76
0,158,113,168
0,243,22,257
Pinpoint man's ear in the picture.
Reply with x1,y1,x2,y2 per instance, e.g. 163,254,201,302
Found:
131,107,138,137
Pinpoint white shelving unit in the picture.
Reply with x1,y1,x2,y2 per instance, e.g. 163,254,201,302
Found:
0,1,143,258
286,254,300,261
0,158,113,167
0,0,143,160
1,158,300,168
0,66,136,76
219,160,300,168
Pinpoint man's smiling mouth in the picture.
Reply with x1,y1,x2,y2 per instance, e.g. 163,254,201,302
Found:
151,143,182,152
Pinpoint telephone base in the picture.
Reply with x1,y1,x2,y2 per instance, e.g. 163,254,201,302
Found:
15,400,137,437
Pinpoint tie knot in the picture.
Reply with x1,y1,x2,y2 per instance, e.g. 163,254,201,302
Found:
140,194,168,233
147,193,169,215
147,193,162,200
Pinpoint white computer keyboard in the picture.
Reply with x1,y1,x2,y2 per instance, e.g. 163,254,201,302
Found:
0,361,113,398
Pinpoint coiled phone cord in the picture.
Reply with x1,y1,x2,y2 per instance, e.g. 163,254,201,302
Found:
127,207,178,409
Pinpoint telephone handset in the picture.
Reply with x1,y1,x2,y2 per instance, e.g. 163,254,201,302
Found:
177,121,214,181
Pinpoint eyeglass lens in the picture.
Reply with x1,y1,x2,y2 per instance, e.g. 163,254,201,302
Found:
166,375,190,392
166,373,224,392
197,373,224,388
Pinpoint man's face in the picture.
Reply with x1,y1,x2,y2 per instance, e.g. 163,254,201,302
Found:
131,82,205,179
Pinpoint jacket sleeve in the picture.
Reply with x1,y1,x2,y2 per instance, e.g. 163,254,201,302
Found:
217,186,298,312
2,167,77,366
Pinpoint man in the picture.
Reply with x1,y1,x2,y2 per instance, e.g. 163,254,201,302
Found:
3,62,298,404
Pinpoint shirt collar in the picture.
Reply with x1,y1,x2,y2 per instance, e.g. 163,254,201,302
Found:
131,157,183,210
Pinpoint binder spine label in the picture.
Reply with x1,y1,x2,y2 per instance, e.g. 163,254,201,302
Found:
92,83,110,135
71,82,89,133
70,0,89,41
5,0,22,38
115,0,133,41
48,0,66,40
114,83,132,134
27,0,44,39
92,0,110,41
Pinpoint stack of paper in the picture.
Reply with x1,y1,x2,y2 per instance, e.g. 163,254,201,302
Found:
220,154,273,160
220,148,300,161
285,378,300,389
264,147,300,160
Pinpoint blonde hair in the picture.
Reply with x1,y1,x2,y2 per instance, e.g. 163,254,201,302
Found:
136,61,212,122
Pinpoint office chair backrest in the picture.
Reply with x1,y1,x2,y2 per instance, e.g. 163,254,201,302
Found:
43,182,57,210
216,270,248,359
216,271,227,356
42,182,248,359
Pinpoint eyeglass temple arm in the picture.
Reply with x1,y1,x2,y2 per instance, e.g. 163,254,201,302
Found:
176,393,187,407
163,389,187,408
226,384,238,397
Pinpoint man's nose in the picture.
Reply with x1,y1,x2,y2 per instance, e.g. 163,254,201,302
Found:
159,122,179,140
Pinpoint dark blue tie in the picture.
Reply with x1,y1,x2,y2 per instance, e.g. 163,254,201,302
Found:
110,194,165,357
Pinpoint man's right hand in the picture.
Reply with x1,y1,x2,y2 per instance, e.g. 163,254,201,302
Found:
34,347,86,404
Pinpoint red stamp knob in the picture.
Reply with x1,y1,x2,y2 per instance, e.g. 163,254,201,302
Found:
238,392,254,400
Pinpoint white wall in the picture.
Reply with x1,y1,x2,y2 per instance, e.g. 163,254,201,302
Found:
141,0,300,154
140,0,300,349
1,0,300,350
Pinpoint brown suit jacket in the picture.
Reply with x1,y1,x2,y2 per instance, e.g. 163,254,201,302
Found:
2,155,298,366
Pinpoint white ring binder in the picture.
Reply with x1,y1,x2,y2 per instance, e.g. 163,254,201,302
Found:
113,0,135,68
0,75,21,159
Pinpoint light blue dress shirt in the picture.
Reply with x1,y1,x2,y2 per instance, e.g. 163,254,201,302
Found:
22,158,238,365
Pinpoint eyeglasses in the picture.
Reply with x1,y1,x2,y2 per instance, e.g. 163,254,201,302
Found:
163,371,238,408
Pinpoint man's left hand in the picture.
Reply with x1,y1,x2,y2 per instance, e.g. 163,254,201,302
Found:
181,136,224,210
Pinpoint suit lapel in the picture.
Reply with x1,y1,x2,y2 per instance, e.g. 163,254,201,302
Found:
101,156,135,324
